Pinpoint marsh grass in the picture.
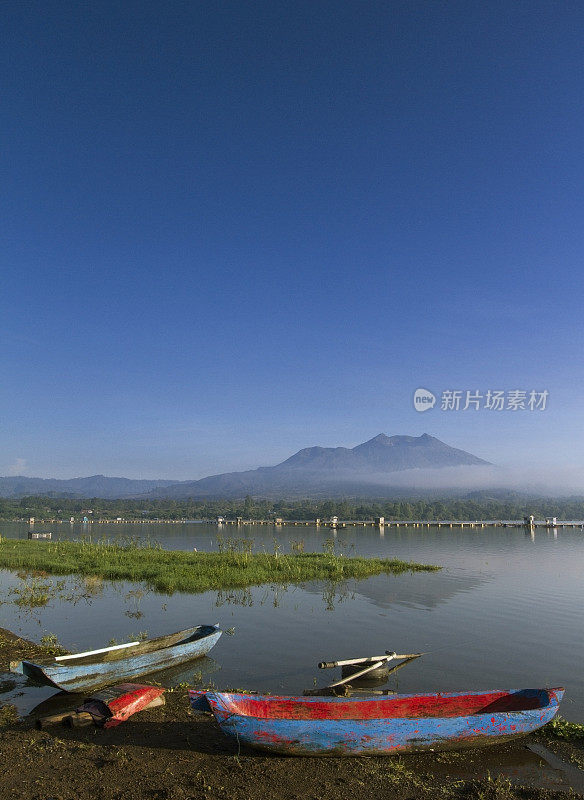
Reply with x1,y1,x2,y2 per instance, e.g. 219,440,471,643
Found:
39,633,68,656
0,538,439,595
540,715,584,741
474,773,514,800
6,574,92,610
10,576,54,607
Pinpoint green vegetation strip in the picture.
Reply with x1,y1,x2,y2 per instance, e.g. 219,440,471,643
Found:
0,538,439,595
6,494,584,522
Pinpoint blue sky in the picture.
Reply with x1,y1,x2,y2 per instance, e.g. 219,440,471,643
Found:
2,1,583,480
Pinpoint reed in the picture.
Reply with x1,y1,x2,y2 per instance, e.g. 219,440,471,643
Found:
0,538,439,595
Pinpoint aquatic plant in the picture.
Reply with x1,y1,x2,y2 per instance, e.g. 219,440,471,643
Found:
0,538,440,596
127,630,149,642
39,633,68,656
10,576,53,608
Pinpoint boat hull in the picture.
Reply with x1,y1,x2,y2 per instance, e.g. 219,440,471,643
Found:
13,625,222,692
190,688,564,756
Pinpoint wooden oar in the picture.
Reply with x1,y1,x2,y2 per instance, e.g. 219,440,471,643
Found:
55,641,140,661
327,659,388,688
328,653,423,687
383,654,422,678
303,659,393,696
304,651,424,696
318,651,423,669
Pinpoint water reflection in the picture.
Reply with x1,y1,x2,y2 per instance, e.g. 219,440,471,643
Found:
1,522,584,720
156,656,221,689
215,588,254,607
123,588,147,620
0,572,106,615
212,581,359,612
350,570,488,611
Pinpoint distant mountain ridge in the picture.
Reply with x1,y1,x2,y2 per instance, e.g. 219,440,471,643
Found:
149,433,490,499
0,475,177,499
0,435,490,500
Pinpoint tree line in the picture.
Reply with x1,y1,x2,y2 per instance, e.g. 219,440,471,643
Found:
1,494,584,522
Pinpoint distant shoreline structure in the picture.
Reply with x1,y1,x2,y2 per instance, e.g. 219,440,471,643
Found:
5,517,584,529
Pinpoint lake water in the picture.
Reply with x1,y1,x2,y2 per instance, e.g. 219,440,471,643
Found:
1,521,583,722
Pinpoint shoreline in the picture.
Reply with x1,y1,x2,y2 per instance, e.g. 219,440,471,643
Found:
3,517,584,526
1,627,583,799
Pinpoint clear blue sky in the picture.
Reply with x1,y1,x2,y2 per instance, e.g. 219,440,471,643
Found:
2,1,583,480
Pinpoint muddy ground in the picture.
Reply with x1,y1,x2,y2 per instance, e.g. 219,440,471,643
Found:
1,627,583,800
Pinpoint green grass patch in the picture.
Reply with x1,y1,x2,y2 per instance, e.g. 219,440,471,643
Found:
540,715,584,741
0,538,439,595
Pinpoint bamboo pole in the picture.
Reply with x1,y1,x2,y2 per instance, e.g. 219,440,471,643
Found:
318,651,422,669
327,659,387,687
305,651,424,696
383,654,422,678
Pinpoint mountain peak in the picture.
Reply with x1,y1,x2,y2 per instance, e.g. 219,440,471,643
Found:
149,433,490,499
272,433,489,476
366,433,392,444
355,433,436,451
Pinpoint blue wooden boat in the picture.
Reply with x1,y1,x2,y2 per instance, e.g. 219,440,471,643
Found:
11,624,221,692
189,687,564,756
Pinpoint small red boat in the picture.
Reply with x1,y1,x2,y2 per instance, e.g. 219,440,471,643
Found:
37,683,165,729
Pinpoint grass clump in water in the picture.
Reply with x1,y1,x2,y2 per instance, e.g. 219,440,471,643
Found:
0,538,439,595
10,576,53,608
39,633,68,656
540,715,584,741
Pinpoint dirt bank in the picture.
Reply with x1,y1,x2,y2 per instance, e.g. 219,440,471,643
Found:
0,625,48,667
1,627,582,800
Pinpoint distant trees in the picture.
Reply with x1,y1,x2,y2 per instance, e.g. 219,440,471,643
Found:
1,494,584,522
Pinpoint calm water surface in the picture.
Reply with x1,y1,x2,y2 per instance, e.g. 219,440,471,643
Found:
0,522,582,721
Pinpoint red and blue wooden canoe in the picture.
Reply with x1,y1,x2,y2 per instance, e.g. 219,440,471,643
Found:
189,687,564,756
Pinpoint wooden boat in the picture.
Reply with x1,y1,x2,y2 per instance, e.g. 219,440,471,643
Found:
36,683,166,729
189,687,564,756
11,624,221,692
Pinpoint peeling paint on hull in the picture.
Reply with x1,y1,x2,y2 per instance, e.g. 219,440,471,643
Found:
12,625,222,692
189,688,564,757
